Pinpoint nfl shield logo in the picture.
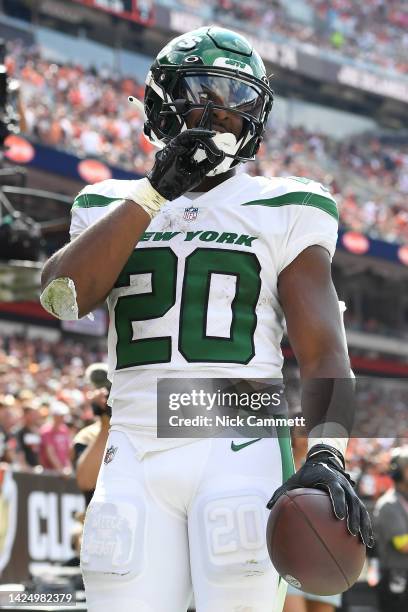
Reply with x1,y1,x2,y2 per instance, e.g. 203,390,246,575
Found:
183,206,198,221
104,445,118,465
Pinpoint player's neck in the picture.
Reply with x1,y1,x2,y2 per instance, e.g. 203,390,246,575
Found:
190,168,237,192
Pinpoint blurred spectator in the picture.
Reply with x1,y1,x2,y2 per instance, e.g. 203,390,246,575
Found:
72,363,111,505
72,409,109,505
14,405,42,470
39,400,72,475
374,446,408,612
0,397,17,464
357,458,394,502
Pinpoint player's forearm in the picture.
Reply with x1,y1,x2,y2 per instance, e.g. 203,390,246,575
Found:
41,200,151,318
298,349,354,458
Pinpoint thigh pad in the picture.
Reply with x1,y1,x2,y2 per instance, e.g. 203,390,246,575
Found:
193,491,271,582
81,498,145,579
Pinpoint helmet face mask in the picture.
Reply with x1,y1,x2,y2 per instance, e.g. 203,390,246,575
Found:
141,27,274,173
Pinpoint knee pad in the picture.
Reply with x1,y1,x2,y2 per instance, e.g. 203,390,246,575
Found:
81,499,146,580
194,491,271,582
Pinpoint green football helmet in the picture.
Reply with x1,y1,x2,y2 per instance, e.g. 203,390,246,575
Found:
137,26,274,171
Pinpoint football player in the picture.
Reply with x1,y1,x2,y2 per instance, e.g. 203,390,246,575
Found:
41,26,373,612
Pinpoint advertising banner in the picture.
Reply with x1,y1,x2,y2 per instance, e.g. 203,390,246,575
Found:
0,467,85,584
338,229,408,267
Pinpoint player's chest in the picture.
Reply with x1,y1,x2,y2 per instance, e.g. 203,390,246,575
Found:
136,197,287,261
112,203,285,303
108,207,284,369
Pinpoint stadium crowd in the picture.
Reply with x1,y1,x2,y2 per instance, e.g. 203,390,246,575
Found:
0,334,106,475
7,41,408,245
0,333,405,508
176,0,408,75
252,126,408,244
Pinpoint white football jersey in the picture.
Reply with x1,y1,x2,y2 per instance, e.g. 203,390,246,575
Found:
70,173,338,456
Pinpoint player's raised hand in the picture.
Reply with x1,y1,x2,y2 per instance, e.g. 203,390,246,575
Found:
267,444,374,548
147,128,225,201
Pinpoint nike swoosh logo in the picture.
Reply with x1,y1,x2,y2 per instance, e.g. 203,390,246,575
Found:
231,439,261,452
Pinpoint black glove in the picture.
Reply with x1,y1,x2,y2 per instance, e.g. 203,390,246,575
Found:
267,444,374,548
147,128,225,201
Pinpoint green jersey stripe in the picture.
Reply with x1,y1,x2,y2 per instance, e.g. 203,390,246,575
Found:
241,191,339,221
72,193,124,210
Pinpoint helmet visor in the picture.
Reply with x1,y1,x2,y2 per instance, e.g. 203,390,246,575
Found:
177,74,264,120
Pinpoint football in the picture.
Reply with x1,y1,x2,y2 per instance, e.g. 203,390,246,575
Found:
266,488,366,596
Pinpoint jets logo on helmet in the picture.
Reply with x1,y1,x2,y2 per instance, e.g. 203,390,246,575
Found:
213,57,254,74
129,26,274,176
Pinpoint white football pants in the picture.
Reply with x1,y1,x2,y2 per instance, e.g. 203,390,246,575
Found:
81,431,293,612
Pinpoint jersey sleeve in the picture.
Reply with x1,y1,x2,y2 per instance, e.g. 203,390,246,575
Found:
277,181,338,274
69,185,95,241
70,205,89,241
69,179,131,241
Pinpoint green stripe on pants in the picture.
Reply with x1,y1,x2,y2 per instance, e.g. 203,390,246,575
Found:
274,426,295,611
